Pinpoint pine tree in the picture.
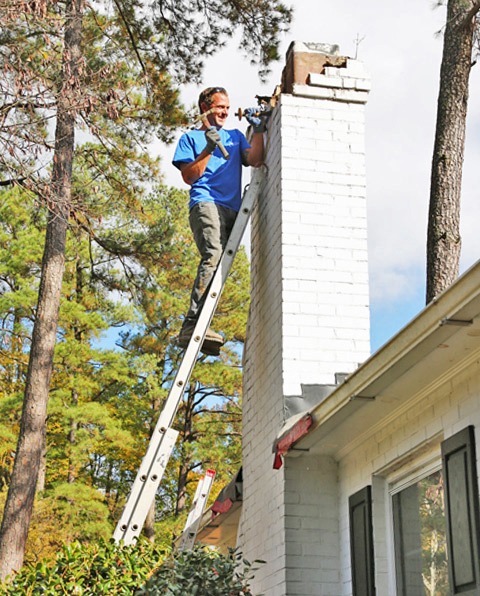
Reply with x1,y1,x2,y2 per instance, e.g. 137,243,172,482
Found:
426,0,480,302
0,0,291,578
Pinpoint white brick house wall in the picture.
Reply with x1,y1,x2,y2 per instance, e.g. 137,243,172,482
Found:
239,45,371,595
337,356,480,595
284,456,341,596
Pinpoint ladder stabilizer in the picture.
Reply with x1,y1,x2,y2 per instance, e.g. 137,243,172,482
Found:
178,469,216,551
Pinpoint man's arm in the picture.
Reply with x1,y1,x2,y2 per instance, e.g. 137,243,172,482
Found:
178,150,212,185
242,108,266,167
178,127,221,185
244,132,264,167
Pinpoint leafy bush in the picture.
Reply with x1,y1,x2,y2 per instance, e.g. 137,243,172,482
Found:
0,540,263,595
136,546,263,595
0,538,166,595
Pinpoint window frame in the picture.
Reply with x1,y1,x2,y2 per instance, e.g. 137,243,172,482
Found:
382,443,444,596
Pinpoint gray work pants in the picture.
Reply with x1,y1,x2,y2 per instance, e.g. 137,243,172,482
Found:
186,201,237,320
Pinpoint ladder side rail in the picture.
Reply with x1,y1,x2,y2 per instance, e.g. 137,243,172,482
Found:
182,475,205,532
178,474,207,550
113,427,178,545
154,168,266,433
113,168,265,545
183,470,216,535
178,469,216,551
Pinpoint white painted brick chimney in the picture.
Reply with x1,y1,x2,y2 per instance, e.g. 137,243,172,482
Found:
239,41,371,595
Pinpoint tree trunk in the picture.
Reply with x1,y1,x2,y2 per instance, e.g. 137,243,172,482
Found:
68,390,79,484
425,0,477,303
175,460,190,516
175,384,196,516
143,501,156,543
68,257,84,484
0,0,84,580
36,448,47,493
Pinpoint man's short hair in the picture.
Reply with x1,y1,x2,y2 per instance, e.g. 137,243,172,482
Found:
198,87,228,111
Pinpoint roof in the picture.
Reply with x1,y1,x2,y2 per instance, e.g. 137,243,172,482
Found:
274,259,480,461
195,468,243,551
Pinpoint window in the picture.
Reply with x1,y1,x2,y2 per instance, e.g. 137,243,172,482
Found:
391,426,480,596
392,469,449,595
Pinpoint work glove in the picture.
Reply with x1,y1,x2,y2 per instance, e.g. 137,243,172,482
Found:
205,127,221,153
244,107,267,133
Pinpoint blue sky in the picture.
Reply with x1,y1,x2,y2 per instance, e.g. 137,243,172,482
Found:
157,0,480,355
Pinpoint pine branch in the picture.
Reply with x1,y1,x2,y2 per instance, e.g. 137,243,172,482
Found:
112,0,147,76
0,177,26,186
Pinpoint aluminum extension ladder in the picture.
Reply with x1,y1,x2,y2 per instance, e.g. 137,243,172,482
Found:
178,469,216,551
113,167,265,546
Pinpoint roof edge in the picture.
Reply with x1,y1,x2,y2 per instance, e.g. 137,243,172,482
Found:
274,259,480,456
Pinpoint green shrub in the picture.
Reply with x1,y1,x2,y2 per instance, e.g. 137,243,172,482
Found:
24,483,113,565
0,538,166,595
136,546,263,595
0,541,263,595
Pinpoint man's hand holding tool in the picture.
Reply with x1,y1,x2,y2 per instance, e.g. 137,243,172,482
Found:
243,107,267,133
200,108,230,160
205,126,222,154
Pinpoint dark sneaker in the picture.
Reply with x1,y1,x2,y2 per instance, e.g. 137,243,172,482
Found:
200,329,224,356
177,320,224,354
204,328,224,344
200,339,222,356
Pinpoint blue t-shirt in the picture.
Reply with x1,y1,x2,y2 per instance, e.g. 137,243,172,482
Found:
172,128,251,212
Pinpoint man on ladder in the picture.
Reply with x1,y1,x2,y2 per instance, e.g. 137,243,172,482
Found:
173,86,266,355
113,91,268,547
